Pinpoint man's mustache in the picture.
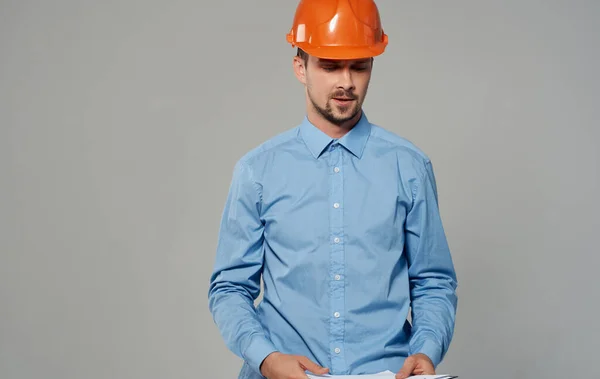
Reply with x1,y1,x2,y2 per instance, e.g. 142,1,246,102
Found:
330,91,357,100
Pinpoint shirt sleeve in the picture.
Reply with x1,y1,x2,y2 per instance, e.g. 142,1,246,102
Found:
404,159,458,368
208,159,277,375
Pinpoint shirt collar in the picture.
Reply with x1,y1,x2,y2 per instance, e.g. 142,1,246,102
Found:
300,111,372,159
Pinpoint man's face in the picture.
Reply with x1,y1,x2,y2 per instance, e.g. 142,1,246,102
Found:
300,55,373,126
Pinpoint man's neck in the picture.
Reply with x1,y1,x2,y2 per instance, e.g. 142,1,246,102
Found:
306,109,362,139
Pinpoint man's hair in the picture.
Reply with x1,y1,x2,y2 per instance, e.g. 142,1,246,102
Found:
296,48,309,65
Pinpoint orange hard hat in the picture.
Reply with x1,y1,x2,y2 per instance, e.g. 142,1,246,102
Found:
286,0,388,60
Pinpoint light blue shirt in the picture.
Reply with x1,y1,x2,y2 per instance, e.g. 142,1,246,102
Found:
208,112,458,378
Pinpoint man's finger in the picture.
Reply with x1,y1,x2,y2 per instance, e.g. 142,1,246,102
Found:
297,356,329,375
396,356,417,379
290,364,310,379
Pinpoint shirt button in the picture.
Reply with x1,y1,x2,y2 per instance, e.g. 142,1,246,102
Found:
334,167,340,173
334,312,340,318
333,203,340,208
334,237,340,243
334,348,341,354
334,274,341,280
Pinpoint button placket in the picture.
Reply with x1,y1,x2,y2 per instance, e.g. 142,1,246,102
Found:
327,142,346,372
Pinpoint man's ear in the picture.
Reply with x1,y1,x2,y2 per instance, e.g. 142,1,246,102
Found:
293,56,307,85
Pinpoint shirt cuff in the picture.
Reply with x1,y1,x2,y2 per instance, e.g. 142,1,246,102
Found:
412,338,443,368
242,334,278,375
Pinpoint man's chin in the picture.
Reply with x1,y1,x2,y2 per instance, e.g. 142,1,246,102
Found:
334,108,360,121
328,112,360,126
312,99,361,125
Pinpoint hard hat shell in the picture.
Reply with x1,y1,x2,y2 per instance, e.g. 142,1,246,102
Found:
286,0,388,60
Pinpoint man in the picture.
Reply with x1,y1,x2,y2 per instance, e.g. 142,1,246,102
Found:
208,1,458,378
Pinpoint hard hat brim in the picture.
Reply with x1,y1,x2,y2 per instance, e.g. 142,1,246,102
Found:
293,43,387,60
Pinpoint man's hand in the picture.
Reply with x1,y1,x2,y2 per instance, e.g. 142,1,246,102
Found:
260,352,329,379
395,353,435,379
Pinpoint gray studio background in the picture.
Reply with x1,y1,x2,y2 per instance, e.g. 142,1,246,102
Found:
1,1,599,378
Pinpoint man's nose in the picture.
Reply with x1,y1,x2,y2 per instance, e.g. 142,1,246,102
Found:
337,67,355,91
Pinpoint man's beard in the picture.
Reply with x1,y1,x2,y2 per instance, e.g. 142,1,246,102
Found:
308,89,361,126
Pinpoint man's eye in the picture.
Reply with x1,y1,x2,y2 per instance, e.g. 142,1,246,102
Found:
322,66,337,71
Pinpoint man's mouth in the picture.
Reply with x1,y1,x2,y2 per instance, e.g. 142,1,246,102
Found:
333,97,355,103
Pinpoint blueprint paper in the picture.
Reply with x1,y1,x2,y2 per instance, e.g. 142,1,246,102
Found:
307,370,457,379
